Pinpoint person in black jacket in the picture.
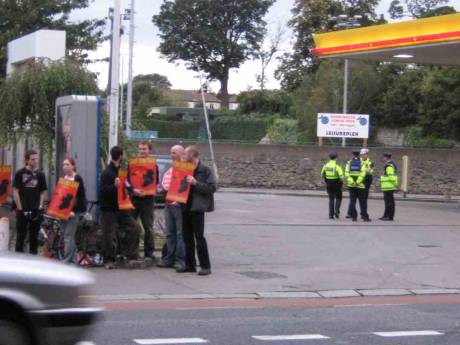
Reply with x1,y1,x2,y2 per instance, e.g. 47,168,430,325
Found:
182,146,217,276
60,158,86,264
13,149,47,254
100,146,140,269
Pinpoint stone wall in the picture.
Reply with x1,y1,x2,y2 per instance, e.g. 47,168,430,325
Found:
152,141,460,196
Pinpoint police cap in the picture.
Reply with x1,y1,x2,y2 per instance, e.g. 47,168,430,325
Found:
329,151,338,159
383,152,392,158
352,150,360,156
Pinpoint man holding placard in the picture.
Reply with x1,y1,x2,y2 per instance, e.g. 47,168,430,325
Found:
128,141,158,260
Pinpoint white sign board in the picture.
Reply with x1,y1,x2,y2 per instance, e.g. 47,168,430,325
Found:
317,113,369,139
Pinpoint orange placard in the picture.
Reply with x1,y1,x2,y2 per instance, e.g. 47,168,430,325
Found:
118,168,134,210
129,156,157,196
47,178,79,221
0,165,12,205
166,161,195,204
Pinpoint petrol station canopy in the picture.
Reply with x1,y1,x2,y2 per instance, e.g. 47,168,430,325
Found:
312,13,460,66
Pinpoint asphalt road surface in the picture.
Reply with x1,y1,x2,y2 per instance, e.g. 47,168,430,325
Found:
84,296,460,345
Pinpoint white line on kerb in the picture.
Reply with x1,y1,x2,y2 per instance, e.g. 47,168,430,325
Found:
133,339,208,344
374,330,444,337
252,334,330,341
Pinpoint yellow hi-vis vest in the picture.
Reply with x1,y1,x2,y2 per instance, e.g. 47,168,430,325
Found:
380,162,399,191
321,160,344,180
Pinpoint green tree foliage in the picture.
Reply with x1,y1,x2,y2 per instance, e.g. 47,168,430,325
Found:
0,59,99,148
388,0,455,19
153,0,274,108
276,0,381,91
237,89,291,116
0,0,106,77
133,73,172,89
267,118,299,144
419,67,460,140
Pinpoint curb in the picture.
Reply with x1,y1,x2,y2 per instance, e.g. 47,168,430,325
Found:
91,288,460,303
219,189,459,204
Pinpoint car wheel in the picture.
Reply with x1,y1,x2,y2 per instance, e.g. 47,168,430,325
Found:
0,320,31,345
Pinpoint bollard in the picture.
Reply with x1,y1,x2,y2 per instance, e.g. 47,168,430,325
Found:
401,155,410,198
0,217,9,251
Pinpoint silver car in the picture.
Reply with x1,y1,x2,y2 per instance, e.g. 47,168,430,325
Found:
0,253,102,345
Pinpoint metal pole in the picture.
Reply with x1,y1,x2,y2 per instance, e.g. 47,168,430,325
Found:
126,0,135,137
108,0,121,153
199,73,219,181
342,58,349,147
120,56,124,131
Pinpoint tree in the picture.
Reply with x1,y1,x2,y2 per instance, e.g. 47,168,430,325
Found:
0,59,99,148
132,73,172,89
237,89,291,115
0,0,106,77
388,0,455,19
255,24,284,90
153,0,274,108
275,0,381,91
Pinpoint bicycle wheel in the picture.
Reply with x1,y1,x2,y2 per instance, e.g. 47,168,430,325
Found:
56,231,66,261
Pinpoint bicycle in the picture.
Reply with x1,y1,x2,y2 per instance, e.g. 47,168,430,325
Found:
38,212,65,260
75,201,103,266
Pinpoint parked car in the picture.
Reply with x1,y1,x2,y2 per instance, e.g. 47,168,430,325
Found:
0,252,102,345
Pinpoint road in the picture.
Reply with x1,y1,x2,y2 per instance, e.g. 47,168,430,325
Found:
84,296,460,345
92,192,460,297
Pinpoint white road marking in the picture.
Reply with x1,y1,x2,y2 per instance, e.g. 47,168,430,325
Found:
133,338,208,344
76,342,96,345
373,330,444,337
252,334,330,341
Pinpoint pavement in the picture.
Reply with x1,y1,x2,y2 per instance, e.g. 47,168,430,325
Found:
89,190,460,302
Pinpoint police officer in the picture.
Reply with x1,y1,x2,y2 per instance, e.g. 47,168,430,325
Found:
345,150,370,222
320,152,343,219
379,153,399,221
360,148,374,218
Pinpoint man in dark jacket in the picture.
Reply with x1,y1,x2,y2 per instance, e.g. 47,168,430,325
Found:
182,146,217,276
100,146,140,269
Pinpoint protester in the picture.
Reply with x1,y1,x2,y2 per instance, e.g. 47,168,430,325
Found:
129,141,158,261
100,146,140,269
182,146,216,276
60,158,87,264
157,145,187,272
13,149,47,254
320,152,343,219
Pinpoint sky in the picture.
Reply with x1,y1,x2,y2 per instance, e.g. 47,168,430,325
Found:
70,0,460,94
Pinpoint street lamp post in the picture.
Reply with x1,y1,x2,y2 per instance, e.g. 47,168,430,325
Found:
333,14,363,147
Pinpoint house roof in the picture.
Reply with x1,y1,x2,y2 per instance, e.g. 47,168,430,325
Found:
167,89,221,103
312,13,460,66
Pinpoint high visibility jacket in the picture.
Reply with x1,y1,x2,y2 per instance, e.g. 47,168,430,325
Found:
345,158,366,189
361,158,374,177
320,160,344,181
380,161,399,191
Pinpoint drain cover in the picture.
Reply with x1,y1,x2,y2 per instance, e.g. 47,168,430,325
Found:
237,271,288,280
417,245,440,248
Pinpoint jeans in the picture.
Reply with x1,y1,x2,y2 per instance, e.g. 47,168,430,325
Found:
383,191,395,219
183,211,211,270
101,210,140,262
163,204,185,268
132,197,154,257
15,210,42,254
61,214,79,263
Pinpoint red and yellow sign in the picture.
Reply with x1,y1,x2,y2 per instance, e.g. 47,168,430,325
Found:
47,178,79,221
166,161,195,204
312,13,460,56
129,156,157,196
0,165,12,205
118,168,134,210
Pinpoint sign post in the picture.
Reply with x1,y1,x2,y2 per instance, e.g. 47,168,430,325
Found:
317,113,369,141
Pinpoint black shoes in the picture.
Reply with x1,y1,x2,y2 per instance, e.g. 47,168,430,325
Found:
176,267,197,273
198,268,211,276
363,218,371,222
379,217,393,221
157,261,174,268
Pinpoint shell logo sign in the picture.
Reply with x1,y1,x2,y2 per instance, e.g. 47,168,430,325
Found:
317,113,369,139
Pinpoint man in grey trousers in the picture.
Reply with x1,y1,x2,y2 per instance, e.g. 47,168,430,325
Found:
157,145,187,272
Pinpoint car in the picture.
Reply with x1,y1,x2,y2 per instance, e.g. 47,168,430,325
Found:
0,252,102,345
